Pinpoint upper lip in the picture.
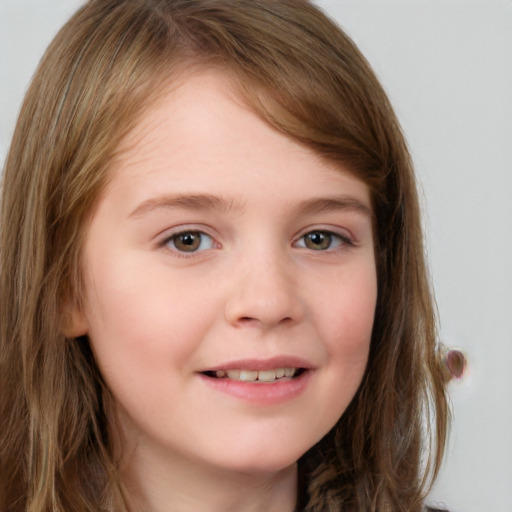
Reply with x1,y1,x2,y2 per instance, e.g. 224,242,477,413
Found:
200,355,314,372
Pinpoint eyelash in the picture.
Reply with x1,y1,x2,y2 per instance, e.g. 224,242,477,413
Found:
161,230,217,255
294,230,354,252
159,228,354,256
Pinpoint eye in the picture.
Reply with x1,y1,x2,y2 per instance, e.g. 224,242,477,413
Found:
296,230,348,251
165,231,215,253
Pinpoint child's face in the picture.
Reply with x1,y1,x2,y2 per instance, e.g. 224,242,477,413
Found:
74,69,377,476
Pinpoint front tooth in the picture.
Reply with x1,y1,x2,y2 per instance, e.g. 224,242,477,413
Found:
284,367,296,378
239,370,258,382
258,370,276,382
275,368,285,379
226,369,240,380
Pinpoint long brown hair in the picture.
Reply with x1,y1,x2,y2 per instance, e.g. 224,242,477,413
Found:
0,1,449,511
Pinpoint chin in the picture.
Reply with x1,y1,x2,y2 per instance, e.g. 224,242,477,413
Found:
213,446,306,477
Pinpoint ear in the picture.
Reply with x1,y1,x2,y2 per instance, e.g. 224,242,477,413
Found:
60,301,89,338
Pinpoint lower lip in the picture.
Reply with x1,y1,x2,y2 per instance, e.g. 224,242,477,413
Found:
199,371,312,405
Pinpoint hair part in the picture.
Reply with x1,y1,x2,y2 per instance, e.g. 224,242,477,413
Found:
0,1,449,511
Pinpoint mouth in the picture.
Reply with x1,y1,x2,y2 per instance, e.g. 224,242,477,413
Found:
201,367,307,383
199,359,312,404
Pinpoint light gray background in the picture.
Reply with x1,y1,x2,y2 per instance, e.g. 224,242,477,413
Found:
1,1,511,511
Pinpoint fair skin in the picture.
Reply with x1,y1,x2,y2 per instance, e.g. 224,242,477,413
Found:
70,69,377,512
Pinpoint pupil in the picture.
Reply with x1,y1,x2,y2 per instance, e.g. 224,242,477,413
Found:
310,233,324,244
181,234,195,245
306,232,330,250
175,232,200,251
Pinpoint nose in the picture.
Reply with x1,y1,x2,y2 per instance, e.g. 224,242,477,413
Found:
224,249,304,330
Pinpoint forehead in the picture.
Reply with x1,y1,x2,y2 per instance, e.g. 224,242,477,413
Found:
104,67,371,214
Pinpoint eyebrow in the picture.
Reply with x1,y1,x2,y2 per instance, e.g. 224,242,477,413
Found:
128,193,372,219
293,196,373,219
129,193,244,218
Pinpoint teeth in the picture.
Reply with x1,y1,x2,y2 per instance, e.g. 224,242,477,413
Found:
239,370,258,382
284,367,296,378
258,370,276,382
226,369,240,380
213,367,299,382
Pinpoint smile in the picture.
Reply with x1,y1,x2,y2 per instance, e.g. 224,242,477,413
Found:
200,365,311,405
203,367,303,382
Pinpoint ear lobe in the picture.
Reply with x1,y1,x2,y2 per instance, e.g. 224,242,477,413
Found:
60,303,89,338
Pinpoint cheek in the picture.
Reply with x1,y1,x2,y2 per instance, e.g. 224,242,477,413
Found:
316,264,377,398
81,256,218,386
321,263,377,347
299,274,376,448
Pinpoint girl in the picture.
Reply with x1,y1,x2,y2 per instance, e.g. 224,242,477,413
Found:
0,1,450,511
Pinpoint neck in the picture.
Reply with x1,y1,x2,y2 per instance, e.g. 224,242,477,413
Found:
120,444,298,512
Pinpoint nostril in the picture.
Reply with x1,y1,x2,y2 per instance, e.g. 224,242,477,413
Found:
224,282,304,328
236,316,259,326
236,315,293,326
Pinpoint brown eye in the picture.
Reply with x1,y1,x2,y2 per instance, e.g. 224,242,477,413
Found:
297,230,349,251
303,231,333,250
167,231,214,253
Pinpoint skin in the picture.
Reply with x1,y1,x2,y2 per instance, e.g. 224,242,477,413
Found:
70,69,378,512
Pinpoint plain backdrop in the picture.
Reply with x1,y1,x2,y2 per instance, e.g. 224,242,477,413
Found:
1,1,511,511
